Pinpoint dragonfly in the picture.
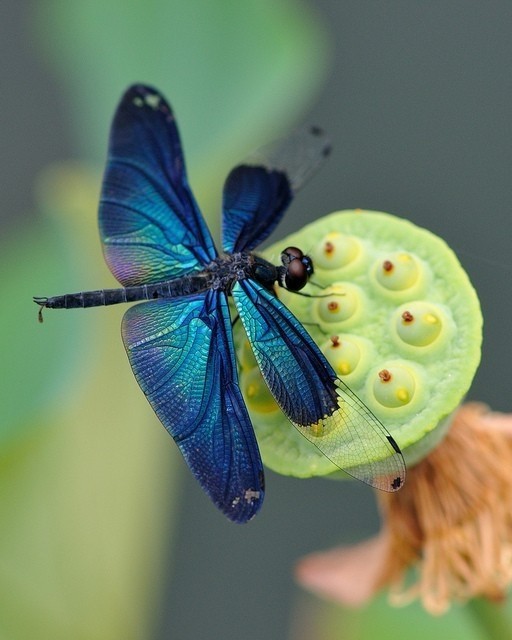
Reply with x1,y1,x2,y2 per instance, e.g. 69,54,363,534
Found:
34,84,405,523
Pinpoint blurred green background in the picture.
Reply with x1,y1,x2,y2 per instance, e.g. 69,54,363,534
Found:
2,1,512,639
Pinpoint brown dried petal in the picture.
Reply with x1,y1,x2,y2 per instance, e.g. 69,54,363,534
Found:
295,529,391,607
295,404,512,614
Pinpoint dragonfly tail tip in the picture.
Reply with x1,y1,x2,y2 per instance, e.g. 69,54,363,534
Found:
33,296,48,323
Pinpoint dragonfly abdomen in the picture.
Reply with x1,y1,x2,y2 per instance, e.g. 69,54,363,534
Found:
34,287,148,310
33,274,211,314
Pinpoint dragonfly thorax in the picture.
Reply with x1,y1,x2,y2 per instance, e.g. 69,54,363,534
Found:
206,252,260,291
208,246,314,294
205,248,313,295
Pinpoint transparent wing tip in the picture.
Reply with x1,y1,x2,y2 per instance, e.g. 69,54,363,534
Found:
245,125,331,192
308,125,332,158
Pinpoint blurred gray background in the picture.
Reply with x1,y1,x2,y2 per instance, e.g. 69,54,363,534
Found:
4,2,512,639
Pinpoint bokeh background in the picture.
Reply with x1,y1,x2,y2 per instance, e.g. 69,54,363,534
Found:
2,2,512,639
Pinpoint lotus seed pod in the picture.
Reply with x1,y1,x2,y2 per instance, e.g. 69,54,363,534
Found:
235,210,482,478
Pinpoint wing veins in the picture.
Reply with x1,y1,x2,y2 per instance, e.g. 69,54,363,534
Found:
108,156,211,262
122,293,264,521
101,197,174,239
109,156,190,214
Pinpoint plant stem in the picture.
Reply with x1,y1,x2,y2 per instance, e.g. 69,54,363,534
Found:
467,597,512,639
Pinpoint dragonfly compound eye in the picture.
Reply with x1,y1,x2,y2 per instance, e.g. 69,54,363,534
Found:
280,246,314,291
284,255,309,291
281,246,304,265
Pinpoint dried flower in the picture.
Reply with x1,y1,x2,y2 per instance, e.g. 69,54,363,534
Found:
296,403,512,614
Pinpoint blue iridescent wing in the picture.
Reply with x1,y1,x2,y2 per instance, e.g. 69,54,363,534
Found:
121,290,264,523
99,84,217,286
231,279,406,492
222,127,331,253
222,166,292,253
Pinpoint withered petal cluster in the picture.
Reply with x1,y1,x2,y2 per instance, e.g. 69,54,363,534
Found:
296,403,512,614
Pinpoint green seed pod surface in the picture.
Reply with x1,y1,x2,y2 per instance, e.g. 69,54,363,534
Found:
235,210,482,478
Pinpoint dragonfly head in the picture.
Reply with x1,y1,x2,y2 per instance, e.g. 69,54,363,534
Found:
280,246,314,291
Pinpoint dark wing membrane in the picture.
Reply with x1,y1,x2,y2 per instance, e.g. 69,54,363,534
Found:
222,166,292,253
231,280,406,492
99,84,217,286
222,127,331,253
122,291,264,523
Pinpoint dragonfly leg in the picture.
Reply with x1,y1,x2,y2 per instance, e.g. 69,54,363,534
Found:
290,284,345,299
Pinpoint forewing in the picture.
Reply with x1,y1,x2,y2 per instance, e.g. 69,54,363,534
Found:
232,280,405,492
222,127,331,253
99,84,217,286
122,291,264,523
